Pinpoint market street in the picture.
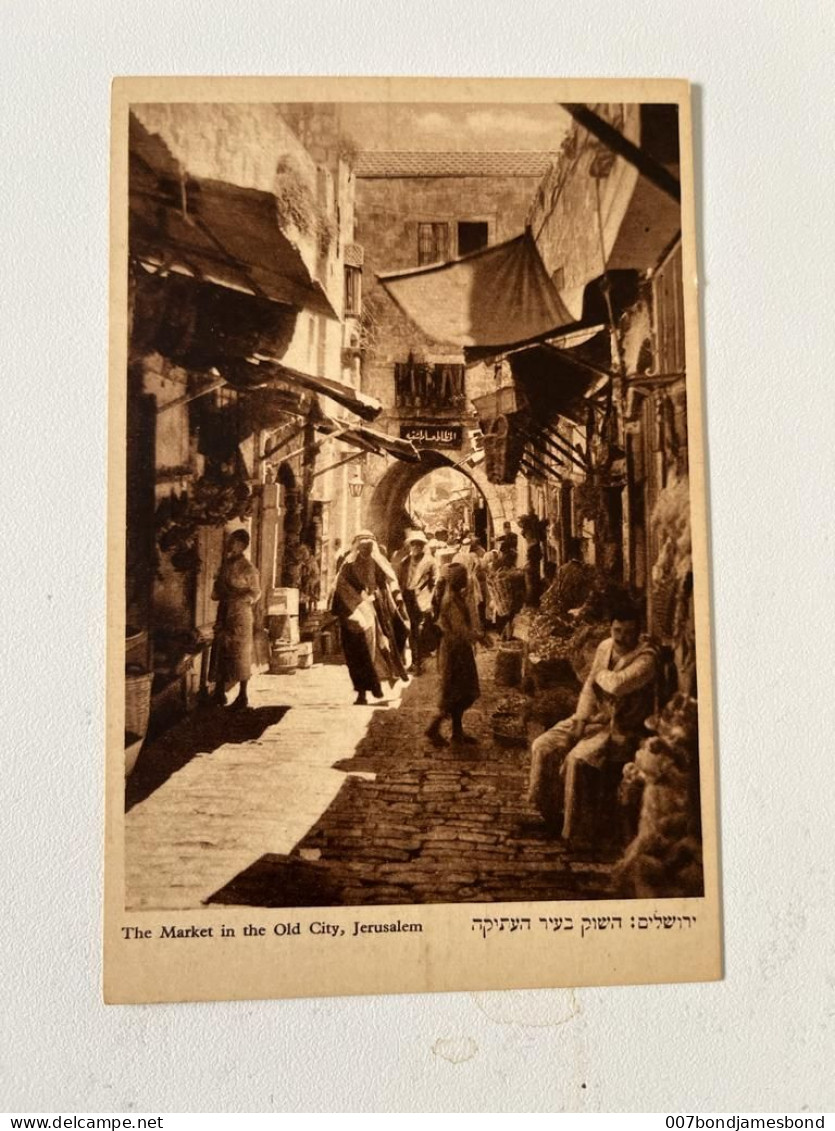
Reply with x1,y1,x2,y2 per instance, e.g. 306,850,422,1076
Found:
125,651,619,911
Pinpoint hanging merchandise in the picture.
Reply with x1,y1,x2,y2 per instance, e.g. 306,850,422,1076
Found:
482,414,526,484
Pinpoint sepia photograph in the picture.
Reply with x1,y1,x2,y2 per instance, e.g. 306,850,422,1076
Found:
8,0,834,1109
106,77,719,1002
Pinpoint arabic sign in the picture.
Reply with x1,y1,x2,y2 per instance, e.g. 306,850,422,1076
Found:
399,424,463,448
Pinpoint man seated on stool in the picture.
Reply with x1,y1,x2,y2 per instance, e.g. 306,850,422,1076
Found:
527,599,657,843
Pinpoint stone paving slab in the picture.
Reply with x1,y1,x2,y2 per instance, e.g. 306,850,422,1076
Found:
207,651,621,908
126,650,621,911
125,665,402,910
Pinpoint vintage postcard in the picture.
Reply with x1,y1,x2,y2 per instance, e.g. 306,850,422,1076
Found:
105,76,721,1003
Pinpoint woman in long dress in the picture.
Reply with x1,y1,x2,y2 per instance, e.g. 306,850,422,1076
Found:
331,530,409,705
425,563,481,747
211,528,261,709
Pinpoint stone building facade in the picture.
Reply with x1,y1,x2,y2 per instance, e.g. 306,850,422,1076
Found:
354,151,555,549
126,102,367,732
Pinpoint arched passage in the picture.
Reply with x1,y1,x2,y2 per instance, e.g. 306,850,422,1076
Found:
365,449,508,554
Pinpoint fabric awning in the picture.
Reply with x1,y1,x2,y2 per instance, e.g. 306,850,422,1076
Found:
316,416,421,464
506,343,598,426
378,231,575,350
129,114,338,320
239,358,382,423
378,106,680,356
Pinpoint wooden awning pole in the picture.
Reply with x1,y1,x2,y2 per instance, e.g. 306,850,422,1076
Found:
561,103,682,203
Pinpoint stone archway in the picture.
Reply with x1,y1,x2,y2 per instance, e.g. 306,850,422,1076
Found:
364,449,512,554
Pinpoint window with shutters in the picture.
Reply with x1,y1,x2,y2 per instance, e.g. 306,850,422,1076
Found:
394,359,466,409
344,266,362,317
417,222,450,266
652,242,685,375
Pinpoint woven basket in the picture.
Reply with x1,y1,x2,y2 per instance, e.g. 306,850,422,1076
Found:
125,628,149,670
651,577,677,638
269,644,298,674
495,641,525,687
491,710,528,748
125,672,153,738
483,415,526,484
125,733,144,778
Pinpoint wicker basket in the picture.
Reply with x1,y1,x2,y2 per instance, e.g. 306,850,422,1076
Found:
125,627,149,670
651,576,677,639
125,733,144,777
495,641,525,687
483,415,526,484
490,710,529,747
125,672,153,738
269,644,298,674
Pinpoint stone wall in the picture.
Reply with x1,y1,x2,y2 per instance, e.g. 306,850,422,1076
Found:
356,173,541,410
354,171,541,521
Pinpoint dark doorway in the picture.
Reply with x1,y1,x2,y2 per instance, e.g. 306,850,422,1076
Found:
457,221,489,257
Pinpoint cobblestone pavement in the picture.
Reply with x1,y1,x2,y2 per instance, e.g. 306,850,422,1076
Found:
125,665,398,910
125,649,620,911
205,650,620,908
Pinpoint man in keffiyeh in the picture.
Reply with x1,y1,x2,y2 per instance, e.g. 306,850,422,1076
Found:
331,530,409,705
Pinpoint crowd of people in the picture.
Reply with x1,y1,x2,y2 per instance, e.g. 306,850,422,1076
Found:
208,522,660,849
329,526,502,735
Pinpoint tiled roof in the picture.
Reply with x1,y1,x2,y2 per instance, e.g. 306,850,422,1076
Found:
355,151,555,179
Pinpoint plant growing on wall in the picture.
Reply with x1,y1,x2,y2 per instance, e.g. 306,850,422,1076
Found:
337,135,361,170
280,485,302,587
358,291,384,361
316,209,336,257
274,156,317,236
155,473,253,575
650,471,695,691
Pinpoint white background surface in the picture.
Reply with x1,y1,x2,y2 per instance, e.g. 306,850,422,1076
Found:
2,0,833,1114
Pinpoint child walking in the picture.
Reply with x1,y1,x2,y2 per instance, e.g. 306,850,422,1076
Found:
425,563,481,747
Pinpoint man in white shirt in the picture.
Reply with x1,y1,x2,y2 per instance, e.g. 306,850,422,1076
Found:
397,530,437,675
527,602,657,842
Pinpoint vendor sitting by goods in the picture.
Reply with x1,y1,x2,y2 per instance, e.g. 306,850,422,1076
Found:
526,598,657,844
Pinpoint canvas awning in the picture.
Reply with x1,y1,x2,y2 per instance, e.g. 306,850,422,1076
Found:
507,341,600,423
378,231,575,350
378,105,681,356
316,415,421,463
238,357,383,423
129,114,338,319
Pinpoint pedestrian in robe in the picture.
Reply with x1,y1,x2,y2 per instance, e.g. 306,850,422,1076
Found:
425,563,481,747
397,530,436,675
331,530,409,705
451,537,487,637
211,529,261,709
498,521,519,565
468,541,489,628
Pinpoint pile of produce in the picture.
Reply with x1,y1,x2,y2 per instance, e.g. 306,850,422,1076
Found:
614,692,703,898
526,685,579,730
527,567,613,681
490,692,531,747
155,475,253,574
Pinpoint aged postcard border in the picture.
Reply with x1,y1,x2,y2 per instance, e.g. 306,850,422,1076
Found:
105,75,720,1004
